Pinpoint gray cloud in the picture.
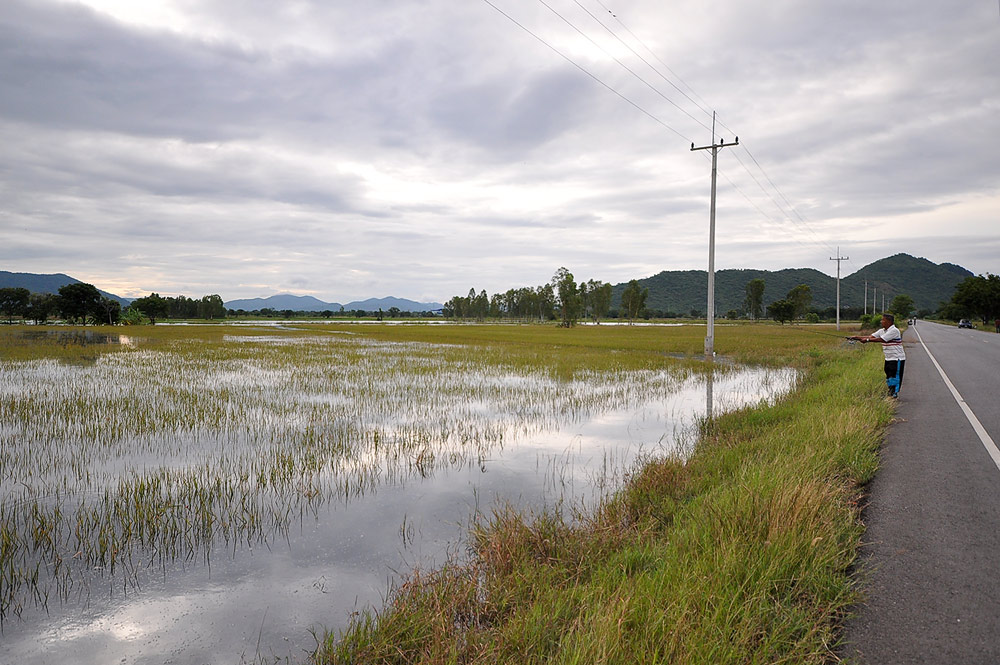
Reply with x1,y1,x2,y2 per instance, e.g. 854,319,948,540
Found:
0,0,997,302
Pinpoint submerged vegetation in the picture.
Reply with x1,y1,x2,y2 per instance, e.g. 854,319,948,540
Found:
0,322,790,627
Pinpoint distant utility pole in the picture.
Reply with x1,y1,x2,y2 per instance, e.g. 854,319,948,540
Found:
864,280,868,316
691,112,738,362
830,248,849,330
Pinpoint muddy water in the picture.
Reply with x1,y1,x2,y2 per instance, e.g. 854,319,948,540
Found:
0,339,794,665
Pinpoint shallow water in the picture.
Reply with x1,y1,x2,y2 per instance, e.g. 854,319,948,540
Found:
0,333,794,664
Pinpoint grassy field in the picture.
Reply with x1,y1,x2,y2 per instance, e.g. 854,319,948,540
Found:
311,321,894,664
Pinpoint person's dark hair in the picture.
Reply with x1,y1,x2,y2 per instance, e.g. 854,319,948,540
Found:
882,312,894,324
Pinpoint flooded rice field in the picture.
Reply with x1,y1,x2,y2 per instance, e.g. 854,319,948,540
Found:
0,328,795,663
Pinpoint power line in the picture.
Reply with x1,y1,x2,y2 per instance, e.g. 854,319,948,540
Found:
573,1,840,258
566,0,713,132
478,0,694,144
590,0,715,119
482,0,843,263
532,0,712,133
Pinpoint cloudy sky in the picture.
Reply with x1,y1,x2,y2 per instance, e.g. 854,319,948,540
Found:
1,0,998,304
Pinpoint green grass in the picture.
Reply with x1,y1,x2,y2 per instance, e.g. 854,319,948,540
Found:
314,324,892,664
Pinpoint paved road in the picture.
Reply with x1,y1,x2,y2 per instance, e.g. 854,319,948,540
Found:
841,320,1000,663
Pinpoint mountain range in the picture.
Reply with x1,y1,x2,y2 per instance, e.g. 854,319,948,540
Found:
0,272,444,313
611,254,972,315
224,294,444,313
1,254,975,317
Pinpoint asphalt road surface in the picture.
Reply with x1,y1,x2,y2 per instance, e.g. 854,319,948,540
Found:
840,320,1000,663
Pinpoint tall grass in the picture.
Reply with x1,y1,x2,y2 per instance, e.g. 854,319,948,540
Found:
315,332,891,664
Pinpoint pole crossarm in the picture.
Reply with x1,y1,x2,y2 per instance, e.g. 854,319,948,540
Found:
830,248,849,331
690,123,738,362
690,138,739,152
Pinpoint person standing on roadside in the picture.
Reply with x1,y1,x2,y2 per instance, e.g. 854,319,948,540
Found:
849,313,906,397
995,317,999,333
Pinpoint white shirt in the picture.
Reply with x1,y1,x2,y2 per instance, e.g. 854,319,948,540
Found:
871,324,905,361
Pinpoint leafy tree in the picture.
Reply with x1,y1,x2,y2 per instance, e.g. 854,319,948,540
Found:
489,294,503,319
552,267,581,327
474,290,489,320
131,293,169,324
27,292,58,324
387,306,401,318
744,278,765,321
949,274,1000,325
98,297,121,325
198,294,226,320
121,307,146,325
583,280,612,323
621,280,648,323
536,284,556,321
767,299,796,325
168,295,198,319
0,287,30,322
889,294,915,321
786,284,812,320
58,283,103,324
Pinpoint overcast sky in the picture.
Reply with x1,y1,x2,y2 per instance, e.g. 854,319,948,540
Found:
1,0,998,304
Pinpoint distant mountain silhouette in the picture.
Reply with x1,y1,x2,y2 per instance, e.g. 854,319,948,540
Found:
224,294,342,312
224,294,443,313
341,296,444,312
611,254,972,315
0,270,131,305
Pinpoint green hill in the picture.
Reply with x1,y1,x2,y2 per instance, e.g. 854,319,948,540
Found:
0,270,131,305
611,254,972,315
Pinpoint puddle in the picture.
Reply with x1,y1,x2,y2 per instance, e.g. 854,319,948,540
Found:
0,335,795,663
14,330,138,347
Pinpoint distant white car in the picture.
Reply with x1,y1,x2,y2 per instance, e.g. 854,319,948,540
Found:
958,319,974,329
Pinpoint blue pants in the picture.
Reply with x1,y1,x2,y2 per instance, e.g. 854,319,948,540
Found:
884,359,905,396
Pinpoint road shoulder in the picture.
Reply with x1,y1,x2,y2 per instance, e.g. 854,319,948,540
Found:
839,326,1000,663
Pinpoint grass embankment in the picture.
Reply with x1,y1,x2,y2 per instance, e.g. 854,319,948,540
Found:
315,325,894,664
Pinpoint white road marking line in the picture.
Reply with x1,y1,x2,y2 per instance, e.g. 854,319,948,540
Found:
914,326,1000,473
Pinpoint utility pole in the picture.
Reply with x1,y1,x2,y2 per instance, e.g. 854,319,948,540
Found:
864,280,868,316
830,248,848,330
691,112,738,362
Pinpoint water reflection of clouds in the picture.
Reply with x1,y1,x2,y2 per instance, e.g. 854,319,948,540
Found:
2,333,797,665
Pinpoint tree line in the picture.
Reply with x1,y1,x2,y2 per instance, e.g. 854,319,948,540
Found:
937,273,1000,325
0,284,121,325
444,268,636,327
0,284,227,325
4,271,995,327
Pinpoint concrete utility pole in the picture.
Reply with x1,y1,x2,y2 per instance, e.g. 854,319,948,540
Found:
830,248,849,330
691,112,738,362
864,280,868,316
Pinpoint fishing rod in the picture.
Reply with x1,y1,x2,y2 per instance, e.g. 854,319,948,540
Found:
790,326,858,339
